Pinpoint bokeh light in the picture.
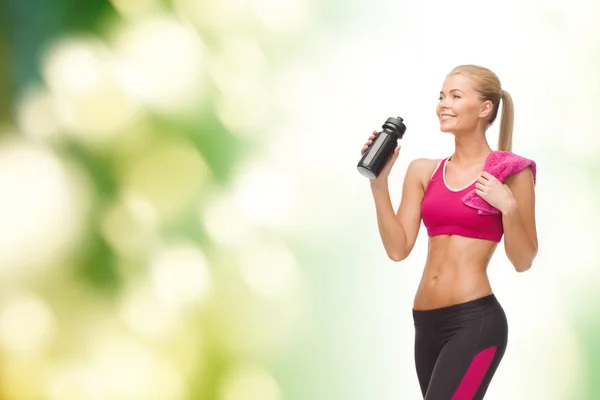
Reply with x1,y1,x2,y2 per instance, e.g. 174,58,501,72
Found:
218,363,282,400
0,140,89,275
42,36,141,140
0,292,56,354
112,15,207,116
150,243,212,310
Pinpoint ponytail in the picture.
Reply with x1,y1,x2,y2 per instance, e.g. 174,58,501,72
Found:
497,89,514,152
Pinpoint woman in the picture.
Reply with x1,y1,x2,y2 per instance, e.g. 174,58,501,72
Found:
361,65,538,399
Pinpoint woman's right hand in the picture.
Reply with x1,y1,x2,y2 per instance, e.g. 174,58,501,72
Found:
361,130,401,186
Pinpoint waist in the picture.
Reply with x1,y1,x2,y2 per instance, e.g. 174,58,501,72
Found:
415,255,494,310
412,294,503,327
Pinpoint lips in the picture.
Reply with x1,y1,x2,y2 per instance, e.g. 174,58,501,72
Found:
440,114,456,120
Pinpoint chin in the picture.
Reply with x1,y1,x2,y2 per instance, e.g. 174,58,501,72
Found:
439,124,453,133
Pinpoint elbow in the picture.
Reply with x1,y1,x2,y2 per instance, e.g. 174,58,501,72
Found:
514,263,532,273
387,251,408,262
385,237,411,262
509,246,538,273
513,254,536,273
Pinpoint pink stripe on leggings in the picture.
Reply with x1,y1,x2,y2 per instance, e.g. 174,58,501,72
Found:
451,346,497,400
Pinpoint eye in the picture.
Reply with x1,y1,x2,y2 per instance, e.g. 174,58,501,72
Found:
453,94,461,99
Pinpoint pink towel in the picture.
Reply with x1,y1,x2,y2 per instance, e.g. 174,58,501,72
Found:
461,151,536,215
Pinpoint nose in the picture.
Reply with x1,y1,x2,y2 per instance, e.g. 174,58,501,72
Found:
439,97,451,108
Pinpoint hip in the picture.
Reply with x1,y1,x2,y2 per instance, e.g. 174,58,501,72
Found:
412,294,508,341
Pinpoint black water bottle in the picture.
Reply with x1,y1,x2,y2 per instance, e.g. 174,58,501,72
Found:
357,117,407,180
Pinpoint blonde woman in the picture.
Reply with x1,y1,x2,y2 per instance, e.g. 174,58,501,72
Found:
361,65,538,399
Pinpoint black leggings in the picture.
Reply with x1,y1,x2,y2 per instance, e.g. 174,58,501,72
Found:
412,294,508,399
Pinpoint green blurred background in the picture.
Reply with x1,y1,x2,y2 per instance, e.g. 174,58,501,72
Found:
0,0,598,399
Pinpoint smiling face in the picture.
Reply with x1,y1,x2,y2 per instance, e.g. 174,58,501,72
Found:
436,73,493,134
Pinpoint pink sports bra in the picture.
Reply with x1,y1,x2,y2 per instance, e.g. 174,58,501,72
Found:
421,157,504,242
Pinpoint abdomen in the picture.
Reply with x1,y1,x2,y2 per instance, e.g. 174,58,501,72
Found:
413,235,498,310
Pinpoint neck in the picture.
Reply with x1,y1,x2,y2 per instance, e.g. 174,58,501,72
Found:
450,130,492,165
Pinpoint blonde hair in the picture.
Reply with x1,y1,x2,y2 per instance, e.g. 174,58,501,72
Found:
448,65,514,152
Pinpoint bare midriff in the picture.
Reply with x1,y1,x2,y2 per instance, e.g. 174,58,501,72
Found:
413,234,498,310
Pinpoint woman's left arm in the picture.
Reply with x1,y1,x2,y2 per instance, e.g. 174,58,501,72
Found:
501,167,538,272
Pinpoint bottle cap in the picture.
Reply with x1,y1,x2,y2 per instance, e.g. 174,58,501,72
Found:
383,117,407,139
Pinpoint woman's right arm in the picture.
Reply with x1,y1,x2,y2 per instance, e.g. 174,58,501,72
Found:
371,159,430,262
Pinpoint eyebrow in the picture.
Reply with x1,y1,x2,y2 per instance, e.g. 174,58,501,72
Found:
439,89,464,95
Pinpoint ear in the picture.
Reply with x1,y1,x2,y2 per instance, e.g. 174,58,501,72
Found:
479,100,494,120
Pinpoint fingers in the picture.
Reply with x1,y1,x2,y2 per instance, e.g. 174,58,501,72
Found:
361,140,372,155
480,171,495,180
360,132,377,155
478,172,498,186
475,182,485,191
388,145,401,164
371,145,402,180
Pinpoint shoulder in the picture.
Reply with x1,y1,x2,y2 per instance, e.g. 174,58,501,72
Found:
505,166,535,186
489,150,537,184
491,150,536,166
407,158,442,177
406,158,443,187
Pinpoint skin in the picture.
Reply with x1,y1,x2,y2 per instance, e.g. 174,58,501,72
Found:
361,73,538,310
